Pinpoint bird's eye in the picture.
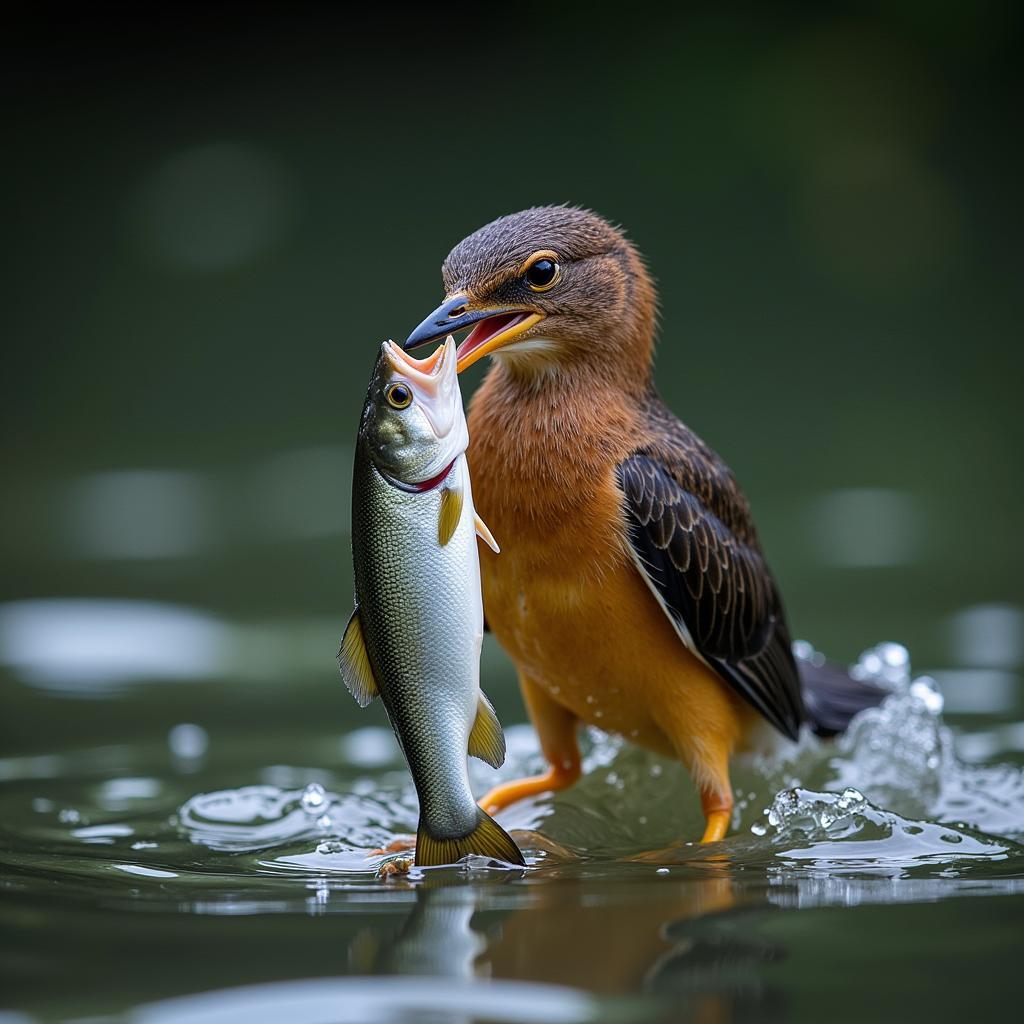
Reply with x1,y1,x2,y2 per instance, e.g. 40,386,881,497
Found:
385,382,413,409
524,253,560,292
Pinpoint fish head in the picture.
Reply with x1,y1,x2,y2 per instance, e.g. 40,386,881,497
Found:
360,336,468,486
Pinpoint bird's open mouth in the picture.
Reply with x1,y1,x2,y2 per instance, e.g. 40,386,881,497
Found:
404,296,545,372
455,311,544,372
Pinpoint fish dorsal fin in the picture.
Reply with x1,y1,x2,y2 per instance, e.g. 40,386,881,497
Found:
337,607,379,708
468,693,506,768
474,512,500,554
438,487,464,546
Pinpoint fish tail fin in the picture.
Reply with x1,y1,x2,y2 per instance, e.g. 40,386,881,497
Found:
415,809,525,868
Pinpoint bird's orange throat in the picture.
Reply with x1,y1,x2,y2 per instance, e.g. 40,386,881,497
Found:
466,364,643,539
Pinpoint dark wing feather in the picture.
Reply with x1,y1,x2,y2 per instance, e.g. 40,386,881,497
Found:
617,405,805,740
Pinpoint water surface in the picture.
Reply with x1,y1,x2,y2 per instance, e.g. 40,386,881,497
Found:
3,641,1023,1023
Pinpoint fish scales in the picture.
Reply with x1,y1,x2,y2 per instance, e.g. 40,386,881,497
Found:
353,454,481,836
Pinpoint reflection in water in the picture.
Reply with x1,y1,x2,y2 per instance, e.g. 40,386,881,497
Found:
482,870,743,1019
357,884,486,979
130,977,601,1024
347,870,743,1022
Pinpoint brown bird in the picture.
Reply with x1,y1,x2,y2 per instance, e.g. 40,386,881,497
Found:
405,206,881,843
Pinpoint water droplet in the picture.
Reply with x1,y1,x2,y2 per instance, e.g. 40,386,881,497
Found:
594,710,603,719
585,695,595,704
649,764,663,778
58,808,81,824
910,678,944,714
751,823,767,837
880,643,909,669
792,639,815,661
316,813,332,830
316,840,345,855
168,722,209,760
301,782,327,813
656,867,670,875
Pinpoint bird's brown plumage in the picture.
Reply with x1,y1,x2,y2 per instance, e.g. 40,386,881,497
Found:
408,205,805,841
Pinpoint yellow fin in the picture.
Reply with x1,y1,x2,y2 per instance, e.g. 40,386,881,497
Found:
337,608,378,708
474,512,500,553
416,809,524,867
438,487,464,546
468,692,505,768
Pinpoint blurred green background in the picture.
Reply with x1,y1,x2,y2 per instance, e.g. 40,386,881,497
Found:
3,4,1022,756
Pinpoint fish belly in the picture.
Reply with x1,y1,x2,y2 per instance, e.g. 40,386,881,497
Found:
353,454,483,838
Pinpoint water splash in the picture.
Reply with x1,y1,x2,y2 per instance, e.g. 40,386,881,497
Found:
805,642,1024,838
178,781,415,861
756,786,1020,877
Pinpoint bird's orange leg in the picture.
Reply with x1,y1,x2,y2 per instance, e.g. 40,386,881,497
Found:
700,787,733,844
659,676,739,844
691,738,735,843
478,673,581,815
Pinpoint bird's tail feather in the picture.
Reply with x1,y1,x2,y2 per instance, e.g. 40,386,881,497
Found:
416,809,524,868
799,657,889,737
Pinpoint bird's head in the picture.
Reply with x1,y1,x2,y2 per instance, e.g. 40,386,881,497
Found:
405,206,657,384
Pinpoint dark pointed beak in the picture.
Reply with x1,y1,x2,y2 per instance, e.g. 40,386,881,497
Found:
406,294,546,373
404,295,497,352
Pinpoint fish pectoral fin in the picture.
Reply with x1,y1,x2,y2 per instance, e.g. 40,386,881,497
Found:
337,607,379,708
468,692,506,768
474,512,500,554
438,487,464,546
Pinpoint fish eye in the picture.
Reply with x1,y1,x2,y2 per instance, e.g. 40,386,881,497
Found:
385,382,413,409
523,252,560,292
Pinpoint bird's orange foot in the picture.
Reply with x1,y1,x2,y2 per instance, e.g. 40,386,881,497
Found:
369,834,415,857
478,765,580,816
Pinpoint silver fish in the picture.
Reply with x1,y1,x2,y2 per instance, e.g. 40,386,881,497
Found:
338,337,523,868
